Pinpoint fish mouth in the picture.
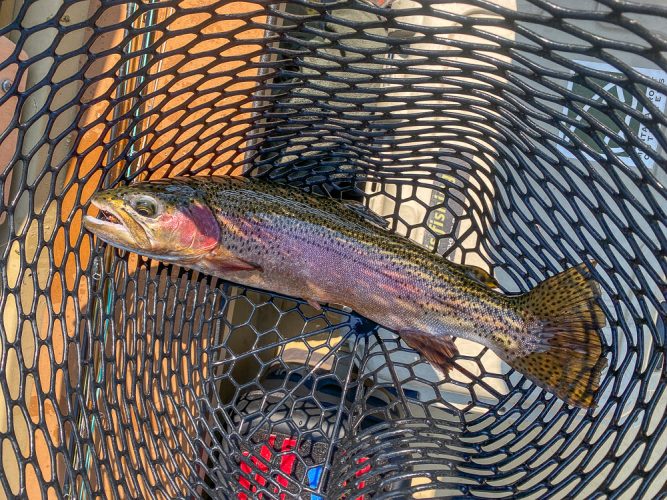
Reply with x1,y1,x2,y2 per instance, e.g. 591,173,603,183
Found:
83,197,151,251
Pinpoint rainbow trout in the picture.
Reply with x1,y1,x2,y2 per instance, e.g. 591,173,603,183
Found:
83,175,607,407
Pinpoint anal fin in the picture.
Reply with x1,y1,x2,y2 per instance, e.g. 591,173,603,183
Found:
399,330,459,374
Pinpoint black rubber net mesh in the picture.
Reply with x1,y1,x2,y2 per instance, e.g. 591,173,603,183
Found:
0,0,666,498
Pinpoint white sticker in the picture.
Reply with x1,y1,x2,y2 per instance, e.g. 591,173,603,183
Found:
558,61,666,169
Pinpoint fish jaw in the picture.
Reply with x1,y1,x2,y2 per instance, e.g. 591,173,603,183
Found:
83,185,230,266
83,195,152,253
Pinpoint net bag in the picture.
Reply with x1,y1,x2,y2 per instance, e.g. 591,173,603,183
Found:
0,0,665,498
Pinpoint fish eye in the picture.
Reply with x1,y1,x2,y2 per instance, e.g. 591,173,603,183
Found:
132,198,158,218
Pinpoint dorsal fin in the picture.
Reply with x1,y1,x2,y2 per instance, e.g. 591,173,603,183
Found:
450,262,499,288
343,200,389,229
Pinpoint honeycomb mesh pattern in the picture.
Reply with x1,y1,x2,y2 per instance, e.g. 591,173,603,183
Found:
0,0,666,498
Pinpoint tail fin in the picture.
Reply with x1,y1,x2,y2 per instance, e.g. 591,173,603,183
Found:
509,262,607,408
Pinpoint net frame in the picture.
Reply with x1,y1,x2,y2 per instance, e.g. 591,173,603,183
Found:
0,0,665,498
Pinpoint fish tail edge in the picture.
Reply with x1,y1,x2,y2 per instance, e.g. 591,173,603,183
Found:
508,262,608,408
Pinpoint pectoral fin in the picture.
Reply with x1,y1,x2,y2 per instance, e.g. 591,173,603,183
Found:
202,247,263,273
400,330,459,374
218,259,263,273
306,299,322,311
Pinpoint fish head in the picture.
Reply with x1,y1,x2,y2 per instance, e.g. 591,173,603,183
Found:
83,180,220,262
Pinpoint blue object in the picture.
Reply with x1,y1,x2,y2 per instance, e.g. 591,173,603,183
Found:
308,466,324,500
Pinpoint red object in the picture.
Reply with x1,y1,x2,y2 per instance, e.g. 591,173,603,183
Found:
356,457,371,492
238,435,371,500
360,0,397,7
341,457,372,500
238,435,298,500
